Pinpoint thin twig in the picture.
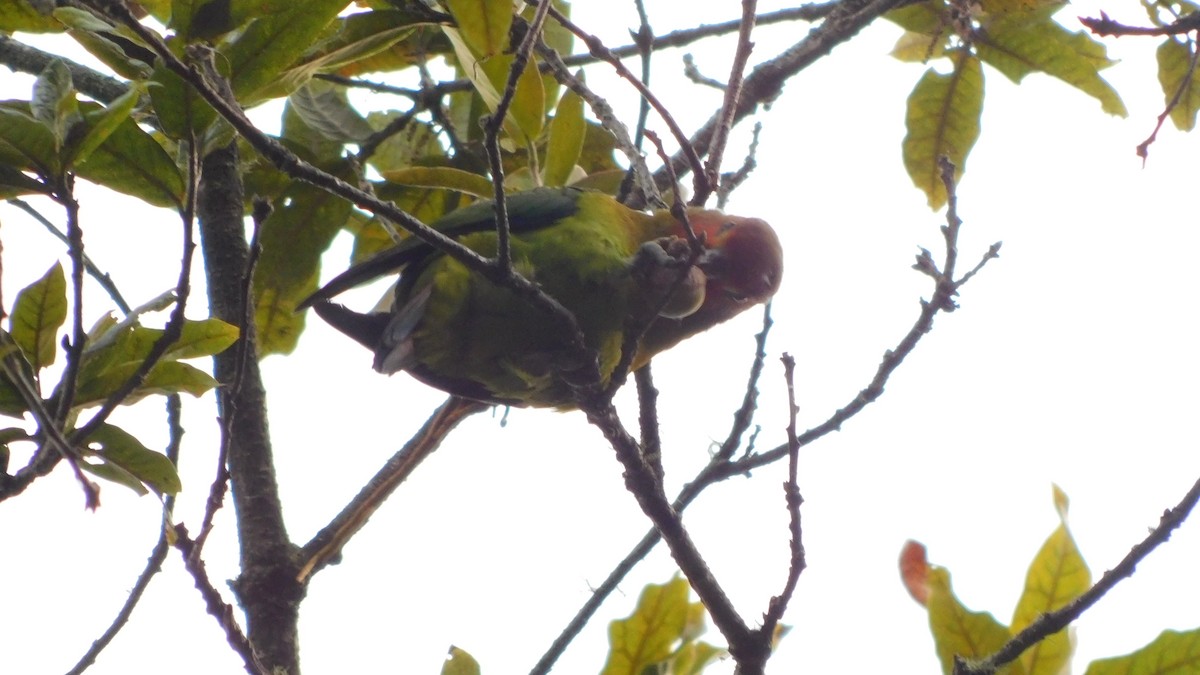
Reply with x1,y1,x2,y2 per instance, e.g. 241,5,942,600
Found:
760,353,805,644
174,524,268,675
480,0,553,273
6,198,132,314
546,3,709,197
696,0,758,205
65,394,183,675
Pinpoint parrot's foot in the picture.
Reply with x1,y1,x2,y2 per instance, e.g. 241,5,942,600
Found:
632,237,707,320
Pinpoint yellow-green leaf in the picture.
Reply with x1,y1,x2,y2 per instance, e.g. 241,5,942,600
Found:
980,0,1064,16
892,30,948,62
602,576,690,675
70,83,142,167
164,318,240,360
0,1,61,32
381,167,495,198
902,53,984,210
977,12,1126,116
10,264,66,371
82,423,182,495
440,646,481,675
445,0,512,59
1012,488,1090,675
74,360,219,409
1156,38,1200,131
927,566,1023,675
670,640,726,675
478,54,546,145
1086,628,1200,675
542,81,585,186
254,179,353,356
886,0,950,36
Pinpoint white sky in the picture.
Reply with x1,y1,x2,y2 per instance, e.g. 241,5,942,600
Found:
3,1,1200,674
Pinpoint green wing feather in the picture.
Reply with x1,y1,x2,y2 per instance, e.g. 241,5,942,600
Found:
297,187,585,309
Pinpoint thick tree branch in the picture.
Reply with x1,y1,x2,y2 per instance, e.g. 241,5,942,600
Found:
297,397,485,583
197,143,302,673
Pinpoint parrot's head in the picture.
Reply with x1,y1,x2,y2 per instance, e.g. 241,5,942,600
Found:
632,211,783,368
686,211,783,306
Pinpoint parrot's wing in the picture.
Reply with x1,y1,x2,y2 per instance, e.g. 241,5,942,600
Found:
297,187,585,309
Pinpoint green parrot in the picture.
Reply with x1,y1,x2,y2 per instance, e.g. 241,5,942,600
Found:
298,187,782,408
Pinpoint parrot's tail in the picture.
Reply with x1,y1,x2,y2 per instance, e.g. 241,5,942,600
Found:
311,302,390,351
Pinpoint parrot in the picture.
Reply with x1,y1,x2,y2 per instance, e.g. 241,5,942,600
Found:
298,186,782,409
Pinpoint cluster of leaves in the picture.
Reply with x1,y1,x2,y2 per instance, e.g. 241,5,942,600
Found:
902,486,1200,674
0,0,632,495
440,576,725,675
0,263,236,495
885,0,1127,208
1136,0,1200,130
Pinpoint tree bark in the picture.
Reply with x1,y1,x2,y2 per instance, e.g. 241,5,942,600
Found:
198,143,303,674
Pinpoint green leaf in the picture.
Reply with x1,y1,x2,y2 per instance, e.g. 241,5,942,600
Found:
440,646,481,675
1156,38,1200,131
480,54,546,145
69,83,142,167
363,113,441,175
602,576,690,675
74,112,186,208
0,0,62,33
445,0,512,58
926,566,1023,675
81,423,182,495
902,53,984,210
54,8,156,81
351,186,450,262
74,359,219,409
381,166,495,198
542,81,585,186
1086,628,1200,674
977,12,1127,116
254,180,352,356
0,103,60,176
162,318,240,360
285,10,428,77
75,318,237,407
9,263,66,371
223,0,354,105
287,80,375,144
0,331,39,417
1011,487,1090,675
149,45,218,140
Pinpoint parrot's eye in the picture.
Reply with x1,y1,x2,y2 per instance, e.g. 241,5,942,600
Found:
718,221,736,235
725,289,749,303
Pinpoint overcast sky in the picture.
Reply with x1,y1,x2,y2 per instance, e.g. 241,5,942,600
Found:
3,1,1200,673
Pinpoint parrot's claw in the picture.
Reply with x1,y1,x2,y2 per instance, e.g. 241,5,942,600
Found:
632,238,707,320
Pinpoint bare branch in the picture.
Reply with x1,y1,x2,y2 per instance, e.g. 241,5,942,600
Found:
297,397,485,583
